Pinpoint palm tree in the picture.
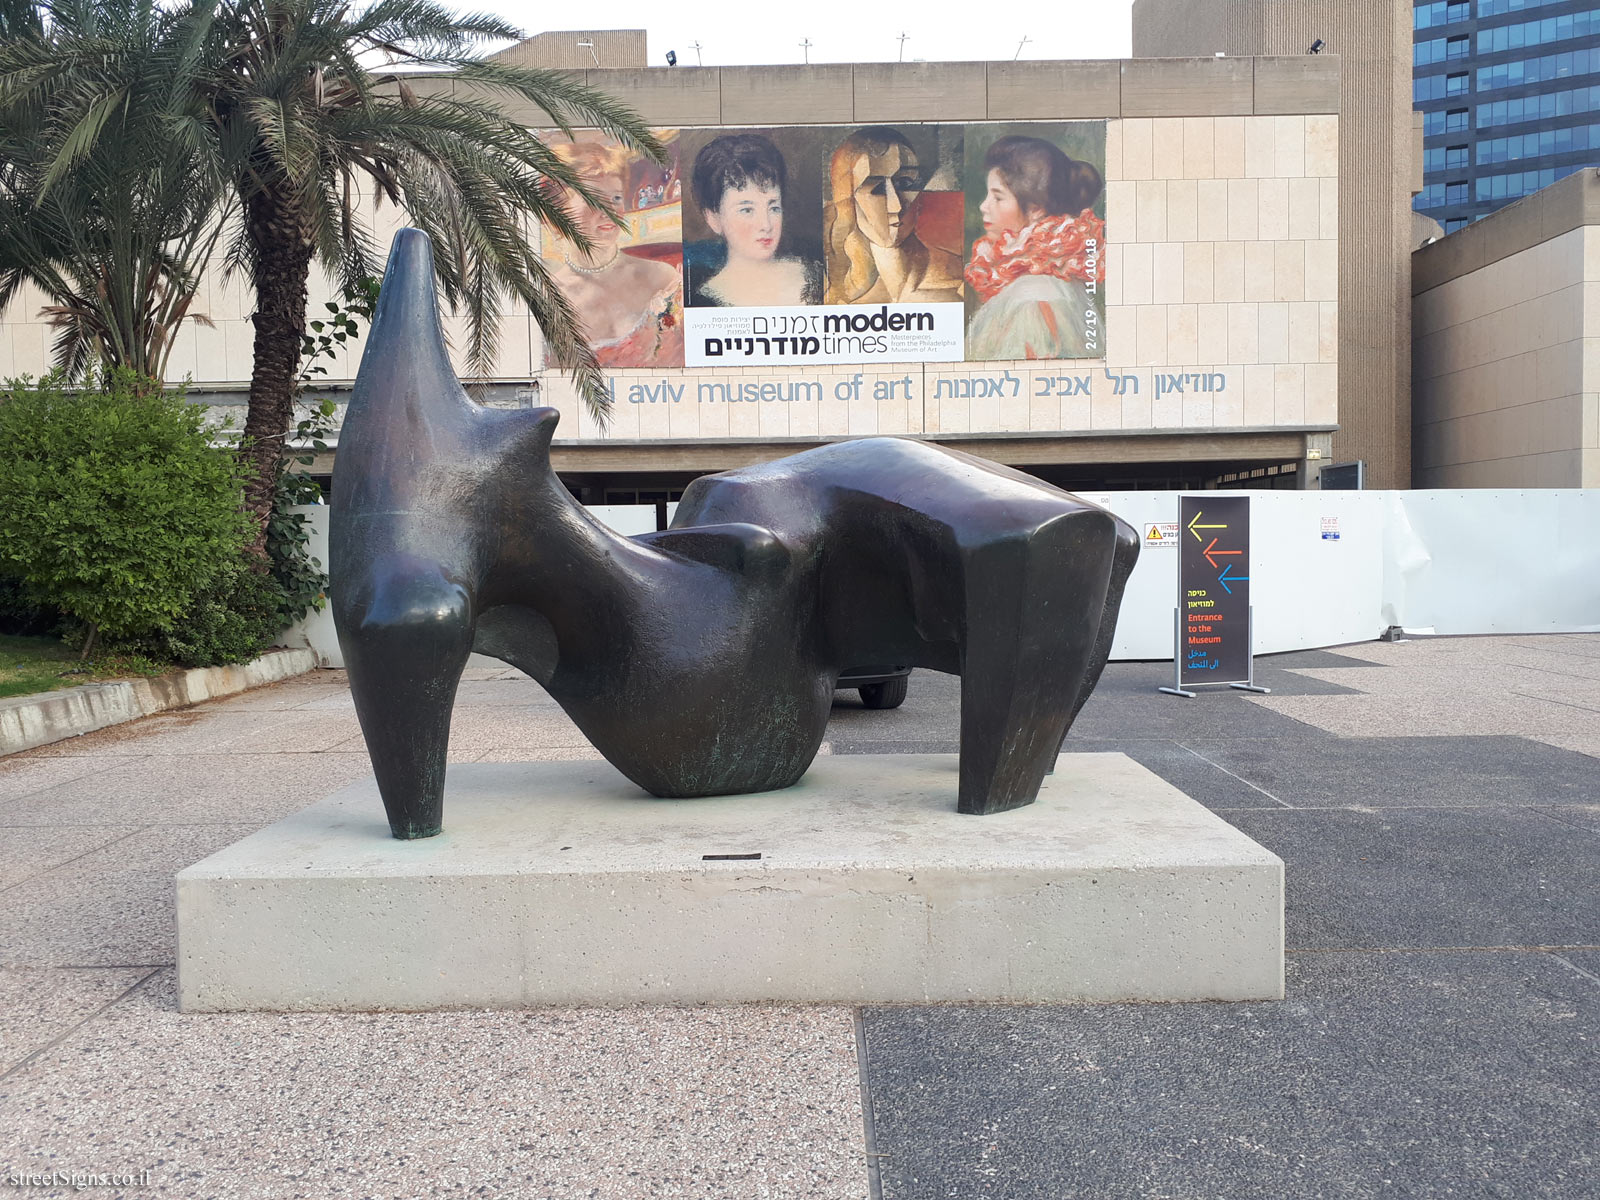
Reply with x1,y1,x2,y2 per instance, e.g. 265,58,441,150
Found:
0,0,230,382
3,0,659,531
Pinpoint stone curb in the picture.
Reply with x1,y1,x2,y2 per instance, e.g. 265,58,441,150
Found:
0,647,319,757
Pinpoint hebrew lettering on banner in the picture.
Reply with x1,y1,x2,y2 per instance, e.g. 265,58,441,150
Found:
688,304,963,367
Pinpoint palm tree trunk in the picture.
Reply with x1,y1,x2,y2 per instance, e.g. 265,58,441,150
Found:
241,185,316,548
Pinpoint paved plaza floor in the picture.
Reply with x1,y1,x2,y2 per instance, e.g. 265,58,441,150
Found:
1,634,1596,1198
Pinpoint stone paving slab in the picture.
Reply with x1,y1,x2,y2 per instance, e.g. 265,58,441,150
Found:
824,739,958,757
473,744,607,762
0,825,145,889
0,973,866,1200
322,706,594,758
22,709,366,758
1249,638,1600,757
1260,649,1387,669
0,754,143,801
438,706,604,755
448,679,571,708
0,826,257,968
860,950,1600,1200
0,967,154,1073
1070,685,1340,742
1107,657,1370,697
1224,806,1600,950
197,672,357,713
1535,804,1600,835
0,752,378,827
1184,734,1598,808
1557,949,1600,980
1068,739,1289,810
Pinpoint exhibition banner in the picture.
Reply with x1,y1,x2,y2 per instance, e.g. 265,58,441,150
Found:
537,121,1108,370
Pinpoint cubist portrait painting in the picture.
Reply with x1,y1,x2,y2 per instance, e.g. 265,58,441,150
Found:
679,127,827,308
541,132,684,368
822,124,965,306
962,122,1107,361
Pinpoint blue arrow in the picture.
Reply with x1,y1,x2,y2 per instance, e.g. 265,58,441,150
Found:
1218,562,1249,595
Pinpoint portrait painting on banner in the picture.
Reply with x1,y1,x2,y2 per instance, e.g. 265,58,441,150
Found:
962,122,1107,361
678,127,831,309
822,124,965,307
540,131,684,368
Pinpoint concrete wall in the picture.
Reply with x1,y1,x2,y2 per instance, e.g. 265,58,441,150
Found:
488,29,647,70
1411,171,1600,487
1134,0,1415,488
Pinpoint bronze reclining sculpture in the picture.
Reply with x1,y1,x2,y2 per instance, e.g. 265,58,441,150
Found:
332,230,1139,839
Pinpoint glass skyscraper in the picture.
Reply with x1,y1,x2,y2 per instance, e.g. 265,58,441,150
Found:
1414,0,1600,231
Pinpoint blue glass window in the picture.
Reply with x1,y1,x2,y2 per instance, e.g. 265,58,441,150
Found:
1418,1,1473,28
1476,85,1600,129
1477,48,1600,93
1476,121,1600,163
1478,0,1582,16
1472,164,1580,202
1477,11,1600,54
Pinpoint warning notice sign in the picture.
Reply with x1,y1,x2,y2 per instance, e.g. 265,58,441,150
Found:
1144,522,1180,546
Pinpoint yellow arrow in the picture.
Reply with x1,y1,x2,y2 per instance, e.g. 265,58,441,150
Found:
1187,510,1228,541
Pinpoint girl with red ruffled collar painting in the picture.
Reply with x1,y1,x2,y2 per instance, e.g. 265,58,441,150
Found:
965,135,1106,360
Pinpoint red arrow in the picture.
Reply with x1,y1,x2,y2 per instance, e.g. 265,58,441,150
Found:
1203,538,1241,569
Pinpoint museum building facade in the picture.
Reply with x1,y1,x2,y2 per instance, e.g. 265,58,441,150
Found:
0,42,1351,499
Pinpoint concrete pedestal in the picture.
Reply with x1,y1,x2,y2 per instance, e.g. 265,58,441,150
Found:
176,754,1283,1011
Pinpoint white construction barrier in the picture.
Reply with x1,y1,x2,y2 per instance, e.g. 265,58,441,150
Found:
288,490,1600,668
1085,491,1387,660
1377,490,1600,636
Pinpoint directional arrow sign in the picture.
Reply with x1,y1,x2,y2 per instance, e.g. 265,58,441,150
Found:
1202,538,1241,569
1177,496,1252,687
1187,510,1228,541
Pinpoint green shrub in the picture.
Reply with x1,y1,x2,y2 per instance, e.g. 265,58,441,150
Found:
0,573,62,637
267,404,332,628
116,554,281,667
0,370,254,657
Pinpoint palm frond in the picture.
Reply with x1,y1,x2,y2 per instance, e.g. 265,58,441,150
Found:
3,0,656,431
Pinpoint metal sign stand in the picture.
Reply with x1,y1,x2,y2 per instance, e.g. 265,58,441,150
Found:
1230,607,1270,694
1160,606,1271,698
1158,609,1195,698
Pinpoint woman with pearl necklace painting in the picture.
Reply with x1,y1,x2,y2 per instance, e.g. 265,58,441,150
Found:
546,141,684,368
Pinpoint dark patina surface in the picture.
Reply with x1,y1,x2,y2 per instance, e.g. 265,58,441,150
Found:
332,230,1138,839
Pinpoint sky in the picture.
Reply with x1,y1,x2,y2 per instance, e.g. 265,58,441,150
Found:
489,0,1138,68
